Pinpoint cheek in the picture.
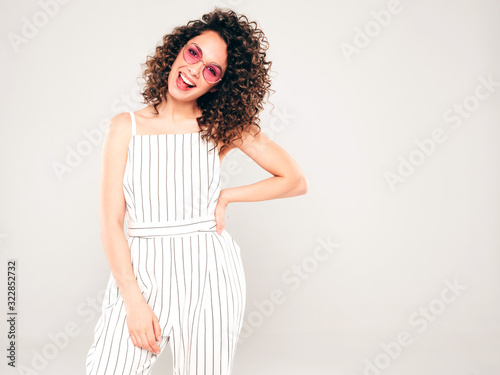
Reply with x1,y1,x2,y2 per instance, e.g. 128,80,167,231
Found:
168,57,182,75
167,60,184,87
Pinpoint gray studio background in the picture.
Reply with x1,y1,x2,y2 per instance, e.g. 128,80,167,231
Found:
1,0,499,374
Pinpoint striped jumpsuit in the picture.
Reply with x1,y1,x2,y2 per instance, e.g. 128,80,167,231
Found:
86,111,247,375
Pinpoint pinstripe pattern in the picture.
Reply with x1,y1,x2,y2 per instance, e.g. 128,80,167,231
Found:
86,112,246,374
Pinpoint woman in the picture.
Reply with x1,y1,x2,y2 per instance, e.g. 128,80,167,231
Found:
86,8,308,375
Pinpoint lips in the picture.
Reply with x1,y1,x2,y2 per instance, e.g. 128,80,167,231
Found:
176,71,196,91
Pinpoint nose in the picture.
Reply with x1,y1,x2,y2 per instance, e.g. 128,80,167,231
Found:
188,61,204,77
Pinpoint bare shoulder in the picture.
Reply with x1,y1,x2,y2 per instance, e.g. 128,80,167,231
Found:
216,124,262,157
105,112,134,143
237,124,270,151
98,112,134,164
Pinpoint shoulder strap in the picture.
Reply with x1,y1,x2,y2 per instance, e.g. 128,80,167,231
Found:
129,111,136,136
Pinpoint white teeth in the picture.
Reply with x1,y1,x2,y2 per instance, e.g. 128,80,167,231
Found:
180,72,195,86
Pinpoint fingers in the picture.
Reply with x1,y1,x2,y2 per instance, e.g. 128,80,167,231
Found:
144,329,161,355
152,315,162,342
215,207,225,235
130,331,160,355
214,191,230,235
127,314,162,355
130,334,138,348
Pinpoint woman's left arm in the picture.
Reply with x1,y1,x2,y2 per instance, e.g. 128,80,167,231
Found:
215,125,308,233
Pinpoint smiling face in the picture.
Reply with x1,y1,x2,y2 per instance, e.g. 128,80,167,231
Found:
167,30,228,102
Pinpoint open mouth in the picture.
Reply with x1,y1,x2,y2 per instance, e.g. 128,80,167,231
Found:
177,71,196,90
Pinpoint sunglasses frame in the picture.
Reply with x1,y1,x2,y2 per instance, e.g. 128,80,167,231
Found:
181,43,224,84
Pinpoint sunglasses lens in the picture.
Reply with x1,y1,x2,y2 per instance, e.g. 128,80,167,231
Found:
183,44,201,64
203,64,223,83
183,44,223,83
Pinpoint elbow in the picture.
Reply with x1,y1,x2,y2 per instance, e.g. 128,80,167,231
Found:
99,216,125,240
293,174,309,196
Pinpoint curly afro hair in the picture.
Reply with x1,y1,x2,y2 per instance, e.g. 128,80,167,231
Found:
139,8,273,153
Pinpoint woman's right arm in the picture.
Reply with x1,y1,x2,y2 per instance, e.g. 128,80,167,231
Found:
99,112,161,355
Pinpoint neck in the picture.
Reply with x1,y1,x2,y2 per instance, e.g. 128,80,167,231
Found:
158,92,200,121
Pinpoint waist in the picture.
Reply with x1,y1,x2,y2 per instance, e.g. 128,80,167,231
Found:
127,215,217,238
